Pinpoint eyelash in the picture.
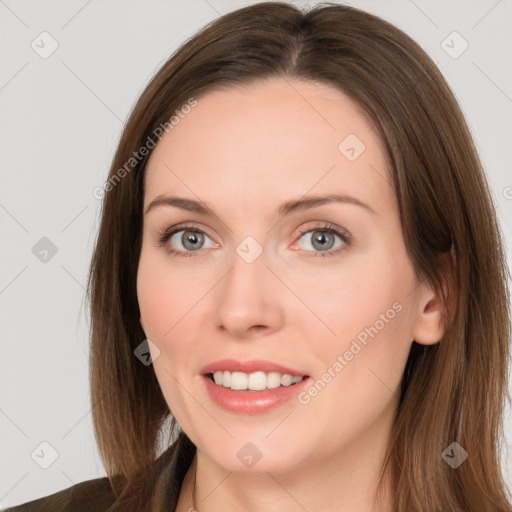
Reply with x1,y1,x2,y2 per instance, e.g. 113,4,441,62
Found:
155,222,351,258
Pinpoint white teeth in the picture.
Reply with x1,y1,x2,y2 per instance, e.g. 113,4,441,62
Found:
211,370,305,391
267,372,282,389
231,371,248,390
248,371,267,390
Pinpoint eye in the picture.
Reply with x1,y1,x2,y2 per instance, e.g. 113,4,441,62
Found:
156,223,218,257
294,222,351,257
155,221,351,258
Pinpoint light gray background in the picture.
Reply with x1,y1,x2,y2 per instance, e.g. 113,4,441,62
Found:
1,0,511,507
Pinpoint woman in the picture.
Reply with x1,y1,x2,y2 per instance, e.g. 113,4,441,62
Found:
5,2,511,511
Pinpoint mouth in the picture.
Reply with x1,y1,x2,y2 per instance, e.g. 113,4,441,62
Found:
202,369,311,414
205,370,310,392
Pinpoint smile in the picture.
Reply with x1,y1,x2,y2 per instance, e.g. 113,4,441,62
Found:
209,370,305,391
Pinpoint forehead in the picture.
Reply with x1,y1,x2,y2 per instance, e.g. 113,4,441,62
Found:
143,77,393,216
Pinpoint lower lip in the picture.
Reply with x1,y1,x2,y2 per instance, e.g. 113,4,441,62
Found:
203,374,310,414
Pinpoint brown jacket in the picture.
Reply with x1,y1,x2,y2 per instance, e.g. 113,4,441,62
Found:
1,433,196,512
1,477,116,512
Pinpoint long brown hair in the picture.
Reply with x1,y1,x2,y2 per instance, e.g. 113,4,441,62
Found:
86,2,512,510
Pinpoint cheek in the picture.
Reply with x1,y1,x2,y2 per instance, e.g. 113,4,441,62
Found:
137,262,172,340
137,249,200,341
136,252,201,423
289,250,414,347
294,273,414,444
291,248,416,394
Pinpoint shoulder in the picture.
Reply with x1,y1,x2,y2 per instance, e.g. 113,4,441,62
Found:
2,476,116,512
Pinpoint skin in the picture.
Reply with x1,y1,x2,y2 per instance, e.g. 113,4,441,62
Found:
136,77,446,512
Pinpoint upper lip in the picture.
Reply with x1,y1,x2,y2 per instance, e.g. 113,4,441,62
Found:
201,359,308,377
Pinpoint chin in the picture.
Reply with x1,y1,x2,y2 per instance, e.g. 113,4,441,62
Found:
197,436,311,475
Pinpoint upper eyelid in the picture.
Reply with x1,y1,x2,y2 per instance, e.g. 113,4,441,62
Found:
165,222,216,240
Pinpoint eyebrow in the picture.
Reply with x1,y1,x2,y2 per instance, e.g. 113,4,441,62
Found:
144,193,377,217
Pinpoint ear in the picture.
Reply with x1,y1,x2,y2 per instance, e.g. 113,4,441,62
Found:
412,250,456,346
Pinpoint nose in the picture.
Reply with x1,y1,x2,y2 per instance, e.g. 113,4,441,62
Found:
214,242,285,340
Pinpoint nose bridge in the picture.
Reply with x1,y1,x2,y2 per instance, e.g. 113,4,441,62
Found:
214,235,284,337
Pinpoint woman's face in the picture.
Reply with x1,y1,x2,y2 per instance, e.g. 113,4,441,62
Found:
137,78,443,474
